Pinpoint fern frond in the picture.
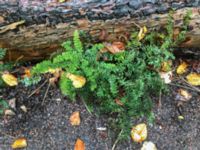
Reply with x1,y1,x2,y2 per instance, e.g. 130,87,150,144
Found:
73,30,83,52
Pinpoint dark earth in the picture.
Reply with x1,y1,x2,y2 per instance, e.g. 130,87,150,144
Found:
0,69,200,150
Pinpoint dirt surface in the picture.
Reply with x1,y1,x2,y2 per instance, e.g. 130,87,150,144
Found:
0,77,200,150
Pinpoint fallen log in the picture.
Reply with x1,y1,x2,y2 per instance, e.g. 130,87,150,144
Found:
0,0,200,61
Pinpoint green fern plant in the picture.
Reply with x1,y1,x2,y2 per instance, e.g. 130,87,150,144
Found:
32,12,191,138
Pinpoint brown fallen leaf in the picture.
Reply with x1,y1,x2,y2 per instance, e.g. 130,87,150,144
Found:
101,41,125,54
22,68,31,78
131,123,147,143
66,73,86,88
176,89,192,102
115,98,124,106
11,138,27,149
186,73,200,86
179,89,192,101
191,60,200,73
74,138,85,150
2,73,18,86
112,42,125,51
69,111,81,126
176,61,188,75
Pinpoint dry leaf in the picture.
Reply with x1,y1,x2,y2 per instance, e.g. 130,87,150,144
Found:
11,138,27,149
69,111,81,126
161,61,172,72
22,68,31,78
115,98,124,106
112,42,125,50
131,123,147,143
141,141,157,150
103,42,124,54
4,109,15,116
176,62,188,75
138,26,148,41
2,73,18,86
186,73,200,86
159,71,172,84
66,73,86,88
178,89,192,101
191,60,200,73
74,138,85,150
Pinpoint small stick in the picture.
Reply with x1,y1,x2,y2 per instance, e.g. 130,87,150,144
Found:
132,21,141,29
181,77,200,93
28,79,48,98
42,82,51,105
169,83,200,93
158,90,162,108
111,129,123,150
0,131,15,139
80,97,92,115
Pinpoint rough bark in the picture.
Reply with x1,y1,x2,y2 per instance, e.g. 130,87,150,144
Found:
0,0,200,61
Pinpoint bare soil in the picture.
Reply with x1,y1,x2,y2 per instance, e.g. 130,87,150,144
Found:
0,75,199,150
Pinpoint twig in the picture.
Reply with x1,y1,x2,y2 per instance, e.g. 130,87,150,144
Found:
169,83,200,93
14,55,24,66
180,77,200,93
132,21,141,29
28,79,48,98
80,97,92,115
42,82,51,105
111,129,123,150
158,90,162,108
0,130,15,139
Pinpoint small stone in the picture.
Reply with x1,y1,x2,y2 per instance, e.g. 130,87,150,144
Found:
129,0,142,9
20,105,27,113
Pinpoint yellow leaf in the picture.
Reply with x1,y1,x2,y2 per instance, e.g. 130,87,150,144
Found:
2,73,18,86
186,73,200,86
161,61,172,72
178,89,192,101
11,138,27,149
69,111,81,126
138,26,148,41
74,138,85,150
176,62,188,75
131,123,147,143
66,73,86,88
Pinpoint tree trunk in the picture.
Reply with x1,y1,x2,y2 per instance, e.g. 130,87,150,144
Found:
0,0,200,61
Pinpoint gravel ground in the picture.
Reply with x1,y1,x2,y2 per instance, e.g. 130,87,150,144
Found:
0,78,199,150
